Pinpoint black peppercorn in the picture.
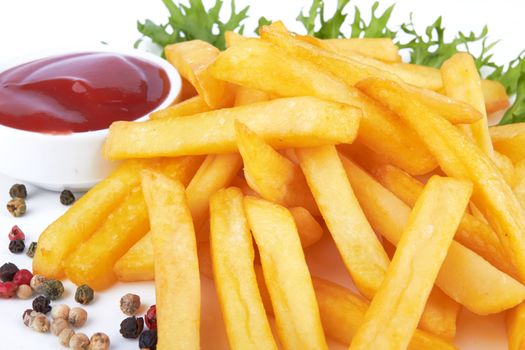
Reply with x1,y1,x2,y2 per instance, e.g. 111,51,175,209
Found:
9,239,25,254
0,262,19,281
75,284,94,305
33,295,52,314
60,190,75,205
26,242,37,258
9,184,27,199
120,316,144,339
139,329,157,350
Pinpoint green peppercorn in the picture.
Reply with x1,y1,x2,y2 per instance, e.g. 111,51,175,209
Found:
9,184,27,199
26,242,37,258
7,197,26,217
40,279,64,301
74,285,94,305
60,190,75,206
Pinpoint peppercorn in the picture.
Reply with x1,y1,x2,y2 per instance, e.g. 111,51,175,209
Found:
9,239,25,253
0,281,18,298
30,313,50,333
23,309,36,327
69,307,88,328
8,225,25,241
9,184,27,199
7,197,26,217
120,293,141,316
70,332,90,349
12,269,32,286
89,332,110,350
59,328,75,347
40,279,64,300
16,284,33,299
75,284,94,305
26,241,37,258
51,304,70,320
144,305,157,330
60,190,75,205
30,274,46,291
119,316,144,339
51,317,70,336
139,329,157,350
33,295,52,314
0,262,18,281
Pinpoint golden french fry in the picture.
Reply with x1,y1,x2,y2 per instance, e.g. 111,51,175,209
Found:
514,160,525,209
142,170,200,350
493,151,516,187
358,77,525,283
490,123,525,163
235,121,318,215
421,287,461,341
350,177,472,350
150,96,211,120
289,207,323,248
244,196,328,350
482,79,510,114
234,86,274,106
317,37,401,63
507,302,525,350
297,145,390,298
341,155,525,314
33,159,161,278
210,188,278,350
165,40,234,108
103,97,360,160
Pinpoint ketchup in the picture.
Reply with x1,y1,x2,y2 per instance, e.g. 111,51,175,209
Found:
0,52,170,134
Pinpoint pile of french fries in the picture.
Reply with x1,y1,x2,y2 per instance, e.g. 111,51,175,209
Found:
32,21,525,349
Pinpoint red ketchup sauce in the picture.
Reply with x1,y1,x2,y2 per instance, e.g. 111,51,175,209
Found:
0,52,170,134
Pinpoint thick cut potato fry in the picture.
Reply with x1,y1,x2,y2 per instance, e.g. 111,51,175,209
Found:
289,207,323,248
297,145,390,298
493,151,516,187
507,303,525,350
142,171,200,350
235,121,318,215
358,77,525,283
244,196,328,350
320,38,401,63
373,163,517,278
33,159,161,278
165,40,233,108
490,123,525,163
103,96,360,160
313,278,457,350
421,287,461,341
514,160,525,209
150,96,211,120
482,79,510,113
234,86,274,106
341,156,525,314
210,188,278,350
349,177,472,350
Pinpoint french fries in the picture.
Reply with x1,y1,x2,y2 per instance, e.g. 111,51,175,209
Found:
514,160,525,209
103,97,360,159
490,123,525,163
142,170,200,350
244,196,328,350
297,145,390,298
507,303,525,350
349,177,472,350
210,188,277,350
341,156,525,314
234,86,274,106
316,38,401,63
150,95,211,120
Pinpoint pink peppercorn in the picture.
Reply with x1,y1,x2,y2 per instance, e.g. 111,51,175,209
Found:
0,281,18,298
12,269,33,286
145,305,157,330
8,225,25,241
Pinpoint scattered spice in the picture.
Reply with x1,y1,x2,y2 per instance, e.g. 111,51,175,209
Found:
139,329,158,350
16,284,33,299
26,241,37,258
89,332,110,350
69,307,88,328
7,197,26,217
119,316,144,339
75,285,94,305
69,332,90,349
51,317,71,336
33,295,52,314
8,225,25,241
30,313,50,333
60,190,76,205
120,293,141,316
30,274,46,291
9,184,27,199
12,269,33,286
51,304,70,320
0,281,18,298
9,239,25,253
40,279,64,300
144,305,157,330
0,262,19,281
59,328,75,347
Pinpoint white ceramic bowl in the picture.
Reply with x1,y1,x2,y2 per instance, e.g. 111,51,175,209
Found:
0,47,181,191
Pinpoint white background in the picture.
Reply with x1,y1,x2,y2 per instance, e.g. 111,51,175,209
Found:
0,0,524,349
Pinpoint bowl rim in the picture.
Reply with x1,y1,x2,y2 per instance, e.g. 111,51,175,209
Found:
0,45,181,140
